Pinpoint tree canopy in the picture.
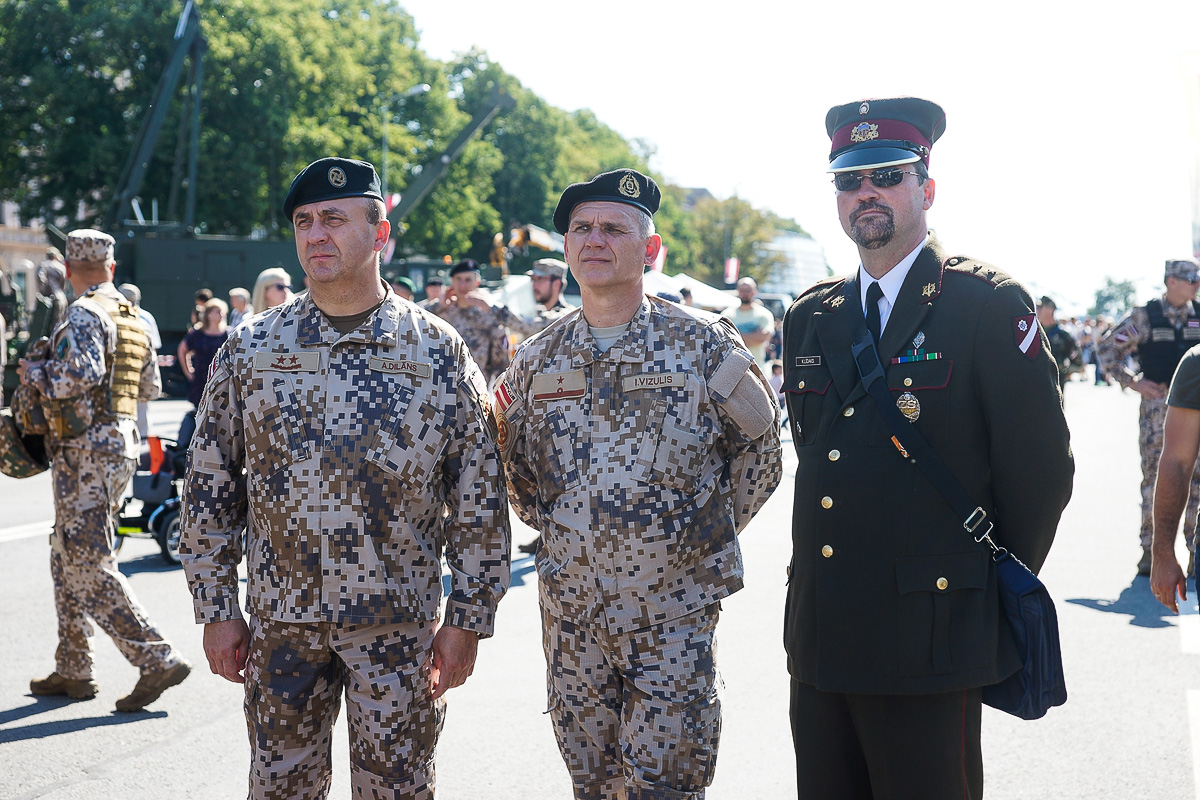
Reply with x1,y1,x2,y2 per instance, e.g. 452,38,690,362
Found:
0,0,809,284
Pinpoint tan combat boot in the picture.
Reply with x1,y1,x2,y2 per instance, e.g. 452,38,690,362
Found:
115,660,191,712
30,672,98,700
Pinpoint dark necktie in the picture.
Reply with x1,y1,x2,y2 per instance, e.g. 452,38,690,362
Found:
865,281,883,346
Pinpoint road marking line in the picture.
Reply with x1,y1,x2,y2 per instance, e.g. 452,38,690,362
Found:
0,520,52,543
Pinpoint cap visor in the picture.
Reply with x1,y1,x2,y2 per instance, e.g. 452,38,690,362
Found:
828,146,921,173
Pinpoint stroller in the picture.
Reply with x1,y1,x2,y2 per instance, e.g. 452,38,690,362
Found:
114,429,191,566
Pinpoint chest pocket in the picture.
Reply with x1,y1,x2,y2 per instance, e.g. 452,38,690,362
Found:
782,365,833,446
243,374,311,481
871,359,953,447
632,374,712,492
364,381,449,493
527,400,584,501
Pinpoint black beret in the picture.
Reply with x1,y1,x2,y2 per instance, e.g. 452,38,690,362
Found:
449,258,480,277
425,273,446,286
552,169,661,234
283,157,383,220
826,97,946,173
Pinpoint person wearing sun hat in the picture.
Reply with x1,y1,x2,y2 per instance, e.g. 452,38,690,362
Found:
781,98,1073,797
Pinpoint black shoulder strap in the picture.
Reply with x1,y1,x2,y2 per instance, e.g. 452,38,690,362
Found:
840,279,1001,555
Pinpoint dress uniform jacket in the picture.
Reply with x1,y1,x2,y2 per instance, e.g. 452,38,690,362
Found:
782,236,1073,696
23,281,160,457
180,290,510,635
496,296,782,633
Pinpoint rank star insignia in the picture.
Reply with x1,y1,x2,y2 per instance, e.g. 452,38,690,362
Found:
830,295,845,308
850,122,879,143
922,282,936,297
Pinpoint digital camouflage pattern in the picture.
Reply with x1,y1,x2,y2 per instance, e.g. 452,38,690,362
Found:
51,448,181,679
244,616,443,800
500,297,576,341
542,603,721,800
21,282,160,457
180,290,511,631
497,296,782,633
24,282,178,681
0,408,48,478
1098,298,1200,549
496,295,780,799
64,228,115,262
432,301,512,384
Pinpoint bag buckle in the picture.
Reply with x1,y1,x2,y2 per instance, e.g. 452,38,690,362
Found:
964,507,987,533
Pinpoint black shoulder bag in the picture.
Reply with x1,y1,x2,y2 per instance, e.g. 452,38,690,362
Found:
845,279,1066,720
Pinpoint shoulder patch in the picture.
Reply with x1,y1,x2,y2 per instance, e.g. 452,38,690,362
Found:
1013,313,1042,359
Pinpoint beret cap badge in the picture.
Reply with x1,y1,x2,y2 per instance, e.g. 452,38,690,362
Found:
327,167,347,188
618,173,642,199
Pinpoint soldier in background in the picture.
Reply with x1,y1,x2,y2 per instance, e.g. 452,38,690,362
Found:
495,168,781,799
503,257,577,343
1037,296,1081,395
418,273,446,310
181,158,510,798
430,259,513,385
18,228,190,712
1097,258,1200,576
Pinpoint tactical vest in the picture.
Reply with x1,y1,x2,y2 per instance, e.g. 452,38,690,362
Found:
82,290,151,421
1137,298,1200,383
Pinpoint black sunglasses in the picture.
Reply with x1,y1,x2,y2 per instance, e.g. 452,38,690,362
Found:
832,168,920,192
272,283,291,291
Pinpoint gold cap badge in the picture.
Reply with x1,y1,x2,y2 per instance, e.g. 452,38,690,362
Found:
849,122,879,143
618,173,641,199
327,167,347,188
897,392,920,422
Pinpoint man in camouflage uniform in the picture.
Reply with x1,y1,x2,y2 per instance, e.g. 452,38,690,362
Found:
504,257,577,342
180,158,510,800
429,259,513,385
1097,258,1200,575
18,228,190,711
494,169,782,800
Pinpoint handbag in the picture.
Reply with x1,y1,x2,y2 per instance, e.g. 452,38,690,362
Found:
842,277,1067,720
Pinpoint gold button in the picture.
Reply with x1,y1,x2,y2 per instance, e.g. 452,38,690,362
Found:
842,407,855,417
904,378,913,387
798,380,805,390
828,449,841,461
821,496,833,509
936,577,948,591
821,545,833,558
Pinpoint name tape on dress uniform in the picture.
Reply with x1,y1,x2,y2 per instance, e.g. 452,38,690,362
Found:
794,356,822,367
254,351,320,372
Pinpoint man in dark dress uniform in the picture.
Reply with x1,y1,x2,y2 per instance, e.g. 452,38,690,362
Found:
781,97,1074,799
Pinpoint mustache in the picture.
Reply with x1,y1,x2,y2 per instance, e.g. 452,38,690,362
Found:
850,202,893,224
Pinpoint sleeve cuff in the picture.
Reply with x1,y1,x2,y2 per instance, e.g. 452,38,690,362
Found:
444,597,497,639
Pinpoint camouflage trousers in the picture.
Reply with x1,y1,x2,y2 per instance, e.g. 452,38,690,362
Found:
541,603,723,800
1139,395,1200,550
50,447,180,680
243,616,444,800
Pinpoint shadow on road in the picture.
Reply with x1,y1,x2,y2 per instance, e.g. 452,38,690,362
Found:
1065,576,1174,628
0,699,167,743
118,552,181,576
439,557,536,597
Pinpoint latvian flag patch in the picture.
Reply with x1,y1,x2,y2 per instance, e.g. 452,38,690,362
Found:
1013,313,1041,360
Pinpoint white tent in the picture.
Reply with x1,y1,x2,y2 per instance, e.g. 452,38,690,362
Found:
672,273,738,312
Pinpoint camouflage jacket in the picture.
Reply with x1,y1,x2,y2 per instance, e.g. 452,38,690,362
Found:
179,289,511,634
433,300,512,383
495,296,782,633
1097,296,1200,387
501,297,577,341
22,282,160,457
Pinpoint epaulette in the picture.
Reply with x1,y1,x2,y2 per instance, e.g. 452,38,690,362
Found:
943,255,1014,287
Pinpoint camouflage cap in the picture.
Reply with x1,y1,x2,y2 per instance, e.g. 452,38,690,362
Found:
1165,258,1200,282
530,258,568,280
65,229,115,263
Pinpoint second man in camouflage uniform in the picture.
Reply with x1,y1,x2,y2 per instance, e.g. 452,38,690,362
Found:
494,169,782,799
1097,258,1200,575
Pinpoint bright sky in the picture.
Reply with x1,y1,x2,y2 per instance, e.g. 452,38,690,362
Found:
399,0,1200,314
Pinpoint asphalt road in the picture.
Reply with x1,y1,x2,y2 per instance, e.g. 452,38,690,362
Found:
0,383,1196,799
